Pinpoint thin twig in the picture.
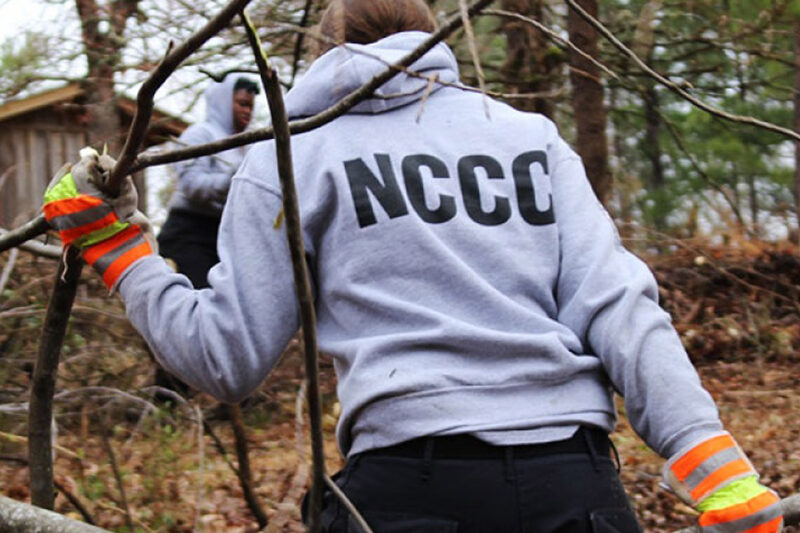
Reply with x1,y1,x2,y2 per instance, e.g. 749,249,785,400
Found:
323,475,373,533
193,403,205,533
97,412,134,532
0,247,19,295
485,8,618,81
228,402,269,528
459,0,490,118
28,246,83,510
289,0,315,88
563,0,800,143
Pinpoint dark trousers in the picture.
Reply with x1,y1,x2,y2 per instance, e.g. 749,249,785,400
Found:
157,209,221,289
314,427,643,533
153,209,221,397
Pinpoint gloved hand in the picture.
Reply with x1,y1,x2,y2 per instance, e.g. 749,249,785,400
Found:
663,432,783,532
42,147,157,290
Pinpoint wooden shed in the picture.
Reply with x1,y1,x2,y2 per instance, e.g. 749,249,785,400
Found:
0,84,188,228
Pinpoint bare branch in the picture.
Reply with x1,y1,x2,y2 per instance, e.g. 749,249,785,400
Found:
324,475,374,533
563,0,800,143
0,248,19,296
97,412,134,531
228,403,269,528
459,0,490,118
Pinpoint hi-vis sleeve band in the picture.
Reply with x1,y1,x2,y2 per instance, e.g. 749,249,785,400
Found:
82,225,153,289
42,172,128,247
698,487,782,533
664,433,757,506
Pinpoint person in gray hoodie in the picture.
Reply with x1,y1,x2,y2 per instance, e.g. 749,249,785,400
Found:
42,0,783,531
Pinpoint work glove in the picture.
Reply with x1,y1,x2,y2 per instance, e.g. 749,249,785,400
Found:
663,432,783,532
42,147,157,290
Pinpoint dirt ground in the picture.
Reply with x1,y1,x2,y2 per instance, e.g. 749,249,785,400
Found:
2,243,799,532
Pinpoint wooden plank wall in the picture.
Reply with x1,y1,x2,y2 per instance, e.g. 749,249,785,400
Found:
0,109,89,228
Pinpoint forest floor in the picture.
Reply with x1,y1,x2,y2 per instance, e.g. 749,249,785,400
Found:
1,239,800,532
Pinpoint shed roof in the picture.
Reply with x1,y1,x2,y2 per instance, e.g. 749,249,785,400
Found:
0,83,188,142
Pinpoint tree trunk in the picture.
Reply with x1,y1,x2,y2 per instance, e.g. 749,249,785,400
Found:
566,0,611,204
75,0,141,154
501,0,557,117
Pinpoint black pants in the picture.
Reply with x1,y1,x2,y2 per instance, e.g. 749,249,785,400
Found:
157,209,221,289
153,209,221,397
314,427,642,533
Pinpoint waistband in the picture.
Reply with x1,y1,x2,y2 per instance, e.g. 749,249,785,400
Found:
361,426,610,460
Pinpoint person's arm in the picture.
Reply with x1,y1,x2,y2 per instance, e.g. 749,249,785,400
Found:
173,125,239,207
550,135,782,531
118,169,298,403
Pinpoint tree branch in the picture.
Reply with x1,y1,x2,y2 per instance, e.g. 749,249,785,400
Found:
563,0,800,143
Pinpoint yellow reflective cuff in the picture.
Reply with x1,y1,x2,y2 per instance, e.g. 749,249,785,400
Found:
697,476,768,512
43,173,79,204
73,220,130,247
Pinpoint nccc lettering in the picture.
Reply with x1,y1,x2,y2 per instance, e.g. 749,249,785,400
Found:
344,151,555,228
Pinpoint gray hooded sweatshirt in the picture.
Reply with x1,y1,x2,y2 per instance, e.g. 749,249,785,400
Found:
168,75,248,216
120,32,723,458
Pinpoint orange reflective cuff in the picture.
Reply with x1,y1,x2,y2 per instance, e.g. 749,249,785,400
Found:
82,225,141,265
744,516,784,533
59,211,120,244
43,195,104,219
699,490,779,527
671,434,737,482
100,240,152,289
691,459,753,502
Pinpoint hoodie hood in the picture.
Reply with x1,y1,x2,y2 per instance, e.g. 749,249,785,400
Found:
203,74,238,135
284,31,460,118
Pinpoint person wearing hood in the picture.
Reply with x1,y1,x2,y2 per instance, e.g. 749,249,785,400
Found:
42,1,783,532
157,75,258,287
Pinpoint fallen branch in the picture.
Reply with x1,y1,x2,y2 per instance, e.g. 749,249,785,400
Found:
672,493,800,532
0,495,109,533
